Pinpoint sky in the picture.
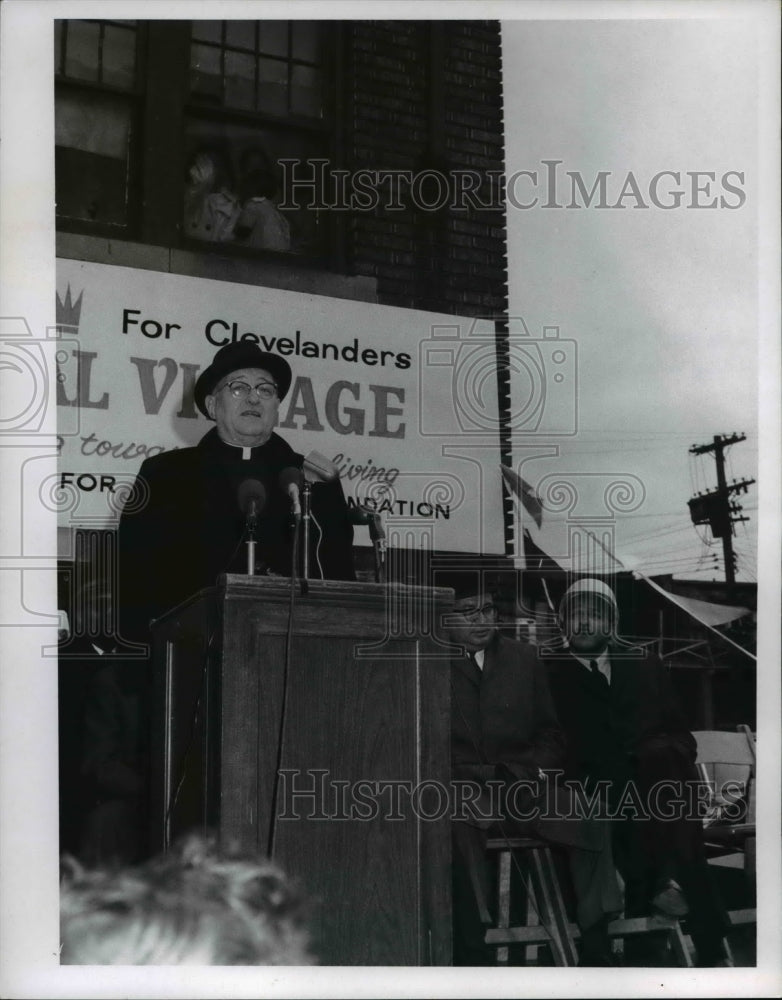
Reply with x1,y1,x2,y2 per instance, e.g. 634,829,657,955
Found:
502,15,761,583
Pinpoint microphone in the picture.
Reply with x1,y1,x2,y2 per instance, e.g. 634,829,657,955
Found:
278,467,304,517
237,479,266,577
302,450,339,484
237,478,266,522
348,504,384,540
355,508,385,547
348,505,386,582
367,511,385,547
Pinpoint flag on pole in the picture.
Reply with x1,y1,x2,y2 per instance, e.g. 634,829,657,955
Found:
500,465,543,528
500,462,626,579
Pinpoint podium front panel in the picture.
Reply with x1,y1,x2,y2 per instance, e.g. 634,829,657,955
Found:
151,576,453,965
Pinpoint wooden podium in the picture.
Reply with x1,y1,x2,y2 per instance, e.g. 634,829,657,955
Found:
149,575,453,965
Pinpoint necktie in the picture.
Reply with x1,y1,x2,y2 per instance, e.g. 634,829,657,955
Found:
467,653,482,684
590,659,609,690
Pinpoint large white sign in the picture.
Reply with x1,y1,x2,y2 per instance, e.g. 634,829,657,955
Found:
54,260,505,554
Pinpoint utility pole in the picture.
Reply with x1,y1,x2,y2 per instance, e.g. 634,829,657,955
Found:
687,433,755,598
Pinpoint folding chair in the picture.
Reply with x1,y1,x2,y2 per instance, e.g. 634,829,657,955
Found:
482,836,579,966
481,836,694,967
693,726,757,941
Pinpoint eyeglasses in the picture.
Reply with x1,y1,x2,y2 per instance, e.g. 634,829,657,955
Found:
219,379,278,401
453,602,497,622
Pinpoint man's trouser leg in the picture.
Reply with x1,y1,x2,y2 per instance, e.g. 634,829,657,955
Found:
452,823,495,965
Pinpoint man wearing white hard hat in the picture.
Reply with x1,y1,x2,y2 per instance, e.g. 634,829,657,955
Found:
547,577,729,966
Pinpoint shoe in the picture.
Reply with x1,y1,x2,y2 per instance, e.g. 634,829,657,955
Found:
579,917,621,966
651,878,689,917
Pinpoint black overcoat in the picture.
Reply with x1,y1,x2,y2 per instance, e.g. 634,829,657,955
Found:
545,642,697,797
117,427,355,640
545,642,705,871
451,632,602,850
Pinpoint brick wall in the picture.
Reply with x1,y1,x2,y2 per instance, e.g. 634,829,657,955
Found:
347,21,508,319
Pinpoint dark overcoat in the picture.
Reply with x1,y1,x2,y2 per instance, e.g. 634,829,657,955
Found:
118,427,355,641
451,632,602,850
544,649,727,960
545,642,697,798
545,642,705,874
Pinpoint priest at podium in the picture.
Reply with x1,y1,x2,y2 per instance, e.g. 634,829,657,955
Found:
118,341,355,644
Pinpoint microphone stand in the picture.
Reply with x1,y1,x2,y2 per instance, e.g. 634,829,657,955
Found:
268,495,302,858
245,504,258,575
301,481,312,584
369,515,386,583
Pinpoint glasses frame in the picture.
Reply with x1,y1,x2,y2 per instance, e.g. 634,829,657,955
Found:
219,379,279,401
451,601,497,623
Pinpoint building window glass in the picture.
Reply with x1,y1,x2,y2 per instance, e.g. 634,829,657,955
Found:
53,20,338,262
55,91,132,227
54,20,140,232
188,20,324,119
182,121,326,255
56,18,138,87
184,20,332,257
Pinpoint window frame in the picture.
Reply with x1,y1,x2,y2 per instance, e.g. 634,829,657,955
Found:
54,19,347,270
54,19,147,240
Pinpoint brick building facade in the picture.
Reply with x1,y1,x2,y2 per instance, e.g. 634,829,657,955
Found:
346,20,507,316
56,19,508,318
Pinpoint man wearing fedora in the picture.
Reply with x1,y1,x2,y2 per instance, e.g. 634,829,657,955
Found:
118,341,355,644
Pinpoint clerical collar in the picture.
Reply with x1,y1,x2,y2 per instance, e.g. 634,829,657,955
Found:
217,433,267,456
200,427,276,459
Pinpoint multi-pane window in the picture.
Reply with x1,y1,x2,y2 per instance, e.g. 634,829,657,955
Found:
189,20,325,118
54,20,141,231
53,20,337,259
55,19,138,87
185,21,331,255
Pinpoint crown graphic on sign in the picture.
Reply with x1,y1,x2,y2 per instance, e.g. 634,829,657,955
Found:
56,285,84,334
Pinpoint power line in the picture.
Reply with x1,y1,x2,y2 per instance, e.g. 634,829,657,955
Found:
732,546,758,583
633,543,716,559
621,523,698,545
638,550,720,566
619,510,704,520
573,428,758,439
639,562,719,573
688,433,755,599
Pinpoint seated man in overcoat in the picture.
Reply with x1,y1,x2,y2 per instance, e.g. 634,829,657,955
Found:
440,568,622,966
545,577,729,966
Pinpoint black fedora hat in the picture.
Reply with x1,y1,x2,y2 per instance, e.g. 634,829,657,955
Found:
194,342,293,418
